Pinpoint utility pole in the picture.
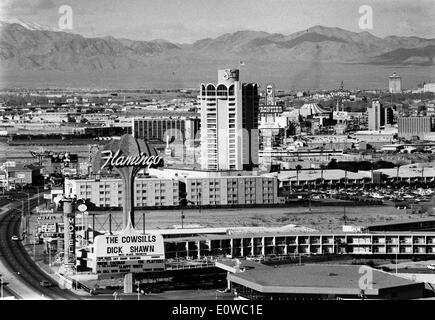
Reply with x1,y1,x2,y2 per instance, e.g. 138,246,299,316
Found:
92,214,96,242
17,192,30,239
343,205,347,224
21,200,24,237
308,187,312,213
48,242,51,267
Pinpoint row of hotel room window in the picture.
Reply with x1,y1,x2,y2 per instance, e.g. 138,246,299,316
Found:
80,181,274,188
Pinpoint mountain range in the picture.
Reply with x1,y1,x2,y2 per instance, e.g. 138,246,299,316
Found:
1,20,435,73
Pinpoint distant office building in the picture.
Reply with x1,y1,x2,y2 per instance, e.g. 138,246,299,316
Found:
398,116,435,139
389,72,402,93
242,82,260,171
5,164,42,186
199,69,259,171
132,117,200,143
367,100,382,131
423,83,435,93
385,107,394,125
367,100,394,131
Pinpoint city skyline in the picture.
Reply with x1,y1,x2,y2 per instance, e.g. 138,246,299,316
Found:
2,0,435,305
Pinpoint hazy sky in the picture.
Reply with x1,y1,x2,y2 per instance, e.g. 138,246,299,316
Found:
1,0,434,42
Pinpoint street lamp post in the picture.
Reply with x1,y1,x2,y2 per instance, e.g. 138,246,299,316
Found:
48,240,52,268
17,191,30,239
135,280,140,300
84,212,88,242
396,237,399,274
11,198,26,239
20,199,25,237
28,186,41,206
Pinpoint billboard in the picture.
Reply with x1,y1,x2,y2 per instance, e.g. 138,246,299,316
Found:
41,223,58,233
41,232,64,239
265,84,275,106
333,111,349,122
259,105,283,114
65,215,76,264
94,231,164,259
93,229,165,274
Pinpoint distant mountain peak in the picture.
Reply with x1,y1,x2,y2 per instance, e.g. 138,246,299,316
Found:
1,20,434,74
0,18,62,32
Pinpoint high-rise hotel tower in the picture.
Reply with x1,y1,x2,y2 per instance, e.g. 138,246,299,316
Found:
199,69,259,171
389,72,402,94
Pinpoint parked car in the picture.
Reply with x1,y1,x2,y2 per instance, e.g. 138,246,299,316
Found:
39,280,54,287
150,287,163,293
11,235,20,241
427,264,435,270
380,266,392,272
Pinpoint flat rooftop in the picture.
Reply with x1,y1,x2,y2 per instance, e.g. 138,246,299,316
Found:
366,218,435,230
163,230,435,243
227,264,423,296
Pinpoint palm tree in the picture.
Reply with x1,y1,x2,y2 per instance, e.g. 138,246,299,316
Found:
295,164,302,186
179,197,195,229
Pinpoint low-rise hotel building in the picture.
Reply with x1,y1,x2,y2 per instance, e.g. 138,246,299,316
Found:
181,176,280,206
64,177,179,207
64,174,280,208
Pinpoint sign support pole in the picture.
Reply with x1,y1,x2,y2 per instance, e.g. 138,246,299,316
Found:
109,214,112,235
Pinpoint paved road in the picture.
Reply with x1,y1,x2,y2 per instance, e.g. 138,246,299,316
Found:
0,281,17,299
0,197,81,300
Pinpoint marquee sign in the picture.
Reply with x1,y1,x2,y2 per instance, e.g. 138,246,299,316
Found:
259,105,283,114
93,229,165,274
265,84,275,106
94,231,164,259
41,223,58,233
66,215,76,264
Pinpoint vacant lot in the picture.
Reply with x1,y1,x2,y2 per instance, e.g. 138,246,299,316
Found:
88,205,432,233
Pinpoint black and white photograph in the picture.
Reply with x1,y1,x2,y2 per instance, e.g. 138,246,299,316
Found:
0,0,435,311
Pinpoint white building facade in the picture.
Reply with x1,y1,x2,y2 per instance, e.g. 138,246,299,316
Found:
199,69,259,171
64,177,179,207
